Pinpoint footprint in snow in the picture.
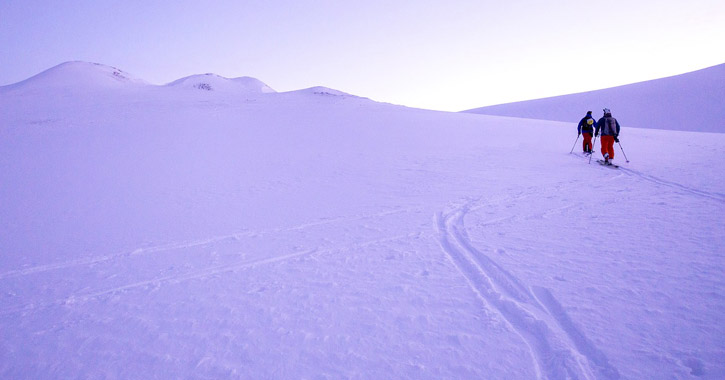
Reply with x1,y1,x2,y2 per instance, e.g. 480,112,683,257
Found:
682,357,704,377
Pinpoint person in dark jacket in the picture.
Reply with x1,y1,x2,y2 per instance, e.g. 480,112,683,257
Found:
577,111,596,154
595,108,621,165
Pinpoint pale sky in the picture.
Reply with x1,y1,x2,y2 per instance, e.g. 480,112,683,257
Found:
1,0,723,111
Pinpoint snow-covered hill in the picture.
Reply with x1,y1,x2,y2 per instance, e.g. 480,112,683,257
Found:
464,63,725,133
1,62,724,379
166,73,276,94
0,61,148,92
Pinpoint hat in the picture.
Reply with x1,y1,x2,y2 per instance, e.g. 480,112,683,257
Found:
603,108,611,114
587,111,592,114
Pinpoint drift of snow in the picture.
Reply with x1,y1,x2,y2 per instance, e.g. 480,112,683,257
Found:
1,62,724,379
464,63,725,133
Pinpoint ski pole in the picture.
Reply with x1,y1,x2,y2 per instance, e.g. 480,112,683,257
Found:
588,135,598,164
569,135,580,154
618,141,630,163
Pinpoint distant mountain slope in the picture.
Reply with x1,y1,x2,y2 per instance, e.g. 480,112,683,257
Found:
0,61,376,111
464,63,725,133
0,61,149,92
285,86,351,96
0,61,343,99
166,73,276,94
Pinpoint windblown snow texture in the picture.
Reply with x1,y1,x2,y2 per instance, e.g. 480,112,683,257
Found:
1,62,724,379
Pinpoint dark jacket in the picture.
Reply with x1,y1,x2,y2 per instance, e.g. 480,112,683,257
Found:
577,115,595,134
595,114,620,136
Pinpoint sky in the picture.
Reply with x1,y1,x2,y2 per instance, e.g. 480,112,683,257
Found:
1,0,723,111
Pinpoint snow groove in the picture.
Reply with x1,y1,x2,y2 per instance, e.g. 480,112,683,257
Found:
0,207,417,280
0,250,313,316
618,167,725,203
572,152,723,202
76,248,319,301
531,286,621,380
451,204,539,306
436,201,621,379
0,232,422,316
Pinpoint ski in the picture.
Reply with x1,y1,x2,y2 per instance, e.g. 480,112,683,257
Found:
596,159,619,168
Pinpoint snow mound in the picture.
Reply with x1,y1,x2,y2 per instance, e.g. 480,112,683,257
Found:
291,86,352,97
166,74,276,94
464,63,725,133
231,76,277,93
1,61,148,92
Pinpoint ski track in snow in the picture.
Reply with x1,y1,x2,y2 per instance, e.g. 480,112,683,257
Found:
0,213,425,316
573,152,725,203
435,195,621,380
0,207,418,281
618,167,725,203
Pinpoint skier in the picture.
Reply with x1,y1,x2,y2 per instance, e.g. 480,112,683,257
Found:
594,108,621,165
577,111,596,154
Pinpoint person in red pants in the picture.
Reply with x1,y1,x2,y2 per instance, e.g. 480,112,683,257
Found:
595,108,621,165
577,111,596,154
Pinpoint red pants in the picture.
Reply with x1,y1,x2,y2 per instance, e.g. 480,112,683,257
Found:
582,133,592,152
601,135,615,159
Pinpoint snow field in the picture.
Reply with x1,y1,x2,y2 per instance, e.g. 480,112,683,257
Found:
1,63,724,378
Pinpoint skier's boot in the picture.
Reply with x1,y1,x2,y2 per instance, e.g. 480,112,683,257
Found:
603,153,610,165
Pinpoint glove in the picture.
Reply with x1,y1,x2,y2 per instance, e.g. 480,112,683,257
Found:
614,136,619,142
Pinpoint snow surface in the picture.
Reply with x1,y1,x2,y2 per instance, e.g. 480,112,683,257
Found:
464,63,725,133
1,62,724,379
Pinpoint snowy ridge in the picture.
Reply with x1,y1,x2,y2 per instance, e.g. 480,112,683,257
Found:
166,73,276,94
0,61,148,92
464,63,725,133
0,61,356,99
288,86,352,96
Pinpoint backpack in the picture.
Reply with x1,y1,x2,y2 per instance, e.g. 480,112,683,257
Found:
603,117,617,135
